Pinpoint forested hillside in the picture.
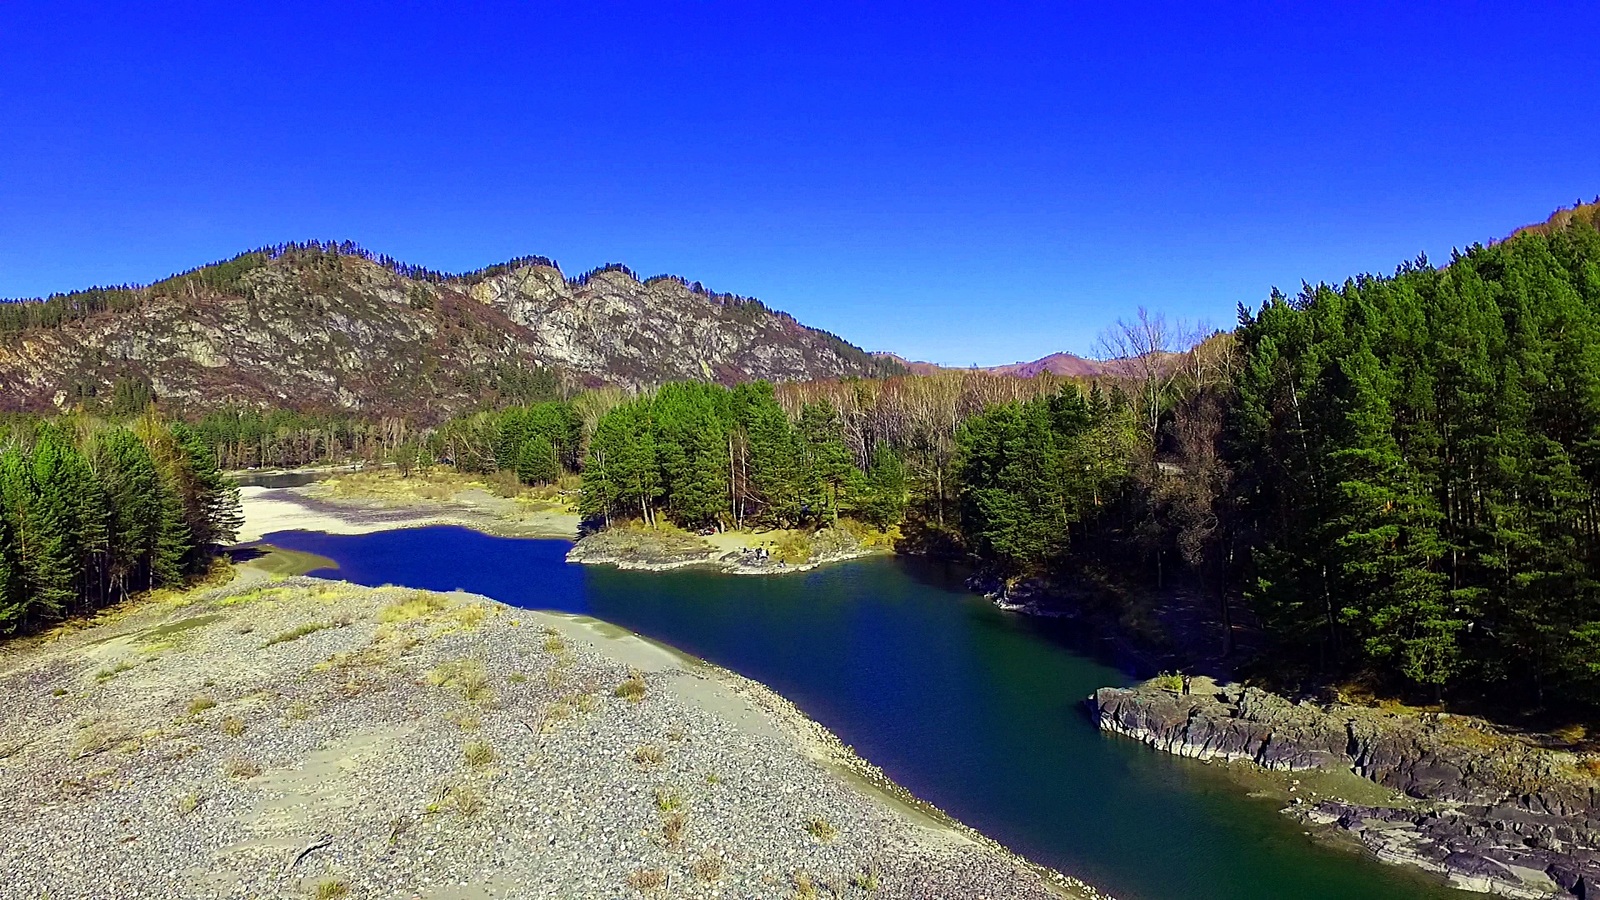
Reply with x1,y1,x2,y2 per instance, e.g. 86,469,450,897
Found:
1230,204,1600,704
0,242,901,420
408,203,1600,713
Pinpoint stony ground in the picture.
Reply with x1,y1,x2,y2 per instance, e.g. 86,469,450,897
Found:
0,564,1100,900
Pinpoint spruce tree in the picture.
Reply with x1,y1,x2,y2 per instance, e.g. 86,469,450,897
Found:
0,489,20,632
23,435,81,624
861,445,907,528
516,436,559,485
797,402,856,525
94,427,164,593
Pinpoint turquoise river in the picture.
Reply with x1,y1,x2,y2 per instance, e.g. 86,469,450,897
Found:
264,525,1473,900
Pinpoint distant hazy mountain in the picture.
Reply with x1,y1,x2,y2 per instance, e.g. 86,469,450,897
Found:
0,243,903,420
871,351,1107,378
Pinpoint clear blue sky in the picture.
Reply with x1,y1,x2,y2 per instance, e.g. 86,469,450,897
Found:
3,2,1597,366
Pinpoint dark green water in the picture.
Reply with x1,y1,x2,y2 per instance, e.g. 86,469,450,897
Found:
265,525,1470,900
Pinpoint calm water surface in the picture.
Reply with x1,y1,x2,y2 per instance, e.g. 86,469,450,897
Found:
264,525,1469,900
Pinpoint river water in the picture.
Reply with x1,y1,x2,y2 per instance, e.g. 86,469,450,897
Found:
264,525,1471,900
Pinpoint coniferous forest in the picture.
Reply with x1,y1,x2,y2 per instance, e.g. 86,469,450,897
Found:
4,206,1600,716
0,416,242,633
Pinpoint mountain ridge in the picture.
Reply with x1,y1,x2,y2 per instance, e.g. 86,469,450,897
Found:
0,242,903,420
871,350,1107,378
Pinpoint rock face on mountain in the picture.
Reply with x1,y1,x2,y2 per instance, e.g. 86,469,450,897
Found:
1093,682,1600,898
0,248,898,420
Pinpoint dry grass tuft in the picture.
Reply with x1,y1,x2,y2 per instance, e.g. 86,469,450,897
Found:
427,658,494,704
224,757,263,779
435,783,484,818
626,867,666,891
314,879,350,899
220,715,245,737
71,721,132,759
654,786,685,812
633,744,664,767
263,621,332,647
615,671,648,704
1553,724,1588,745
177,791,202,815
379,591,450,623
464,740,496,767
792,871,821,900
805,815,838,843
691,849,725,882
94,659,136,681
451,604,488,630
445,710,481,730
662,809,689,847
186,696,217,716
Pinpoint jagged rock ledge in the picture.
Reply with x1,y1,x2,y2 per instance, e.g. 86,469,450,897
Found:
966,572,1080,618
566,526,881,576
1091,681,1600,898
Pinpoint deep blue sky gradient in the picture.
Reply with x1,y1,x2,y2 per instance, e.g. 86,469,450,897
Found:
3,2,1597,364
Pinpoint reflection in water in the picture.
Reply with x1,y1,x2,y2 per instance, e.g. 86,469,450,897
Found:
229,470,329,489
264,525,1470,900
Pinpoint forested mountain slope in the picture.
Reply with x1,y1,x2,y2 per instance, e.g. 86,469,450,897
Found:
0,244,900,421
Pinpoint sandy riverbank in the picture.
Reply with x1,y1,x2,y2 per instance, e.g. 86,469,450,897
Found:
236,481,583,544
238,473,893,577
0,555,1104,899
564,525,889,576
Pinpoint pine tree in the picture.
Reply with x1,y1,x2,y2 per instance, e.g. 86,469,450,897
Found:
584,401,662,527
1326,343,1457,688
152,478,190,588
516,436,559,485
23,435,81,624
0,488,20,632
797,402,857,525
94,427,164,594
860,445,907,528
168,424,242,572
740,388,803,526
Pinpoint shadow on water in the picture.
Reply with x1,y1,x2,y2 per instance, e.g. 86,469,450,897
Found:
887,554,1152,679
230,470,328,489
263,525,1475,900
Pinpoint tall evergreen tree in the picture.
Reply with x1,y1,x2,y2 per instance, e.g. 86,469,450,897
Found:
22,434,82,624
0,488,20,632
516,436,560,486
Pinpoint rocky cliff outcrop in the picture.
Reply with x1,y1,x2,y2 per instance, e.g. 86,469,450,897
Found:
0,249,899,419
1092,682,1600,898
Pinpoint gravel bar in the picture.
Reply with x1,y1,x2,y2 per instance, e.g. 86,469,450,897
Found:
0,573,1108,900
